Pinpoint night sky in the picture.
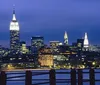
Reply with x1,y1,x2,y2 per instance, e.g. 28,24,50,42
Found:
0,0,100,47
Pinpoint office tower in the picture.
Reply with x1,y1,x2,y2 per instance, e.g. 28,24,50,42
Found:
64,31,68,45
84,32,89,48
50,41,60,48
31,36,44,49
77,39,84,48
10,7,20,53
0,45,9,57
49,41,60,52
31,36,44,67
20,41,28,54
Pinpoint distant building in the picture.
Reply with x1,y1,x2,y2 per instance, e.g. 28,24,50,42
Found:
38,55,53,67
26,46,31,54
53,55,68,68
50,41,60,48
71,39,84,51
58,45,70,53
84,32,89,49
10,7,20,53
20,41,29,54
38,47,53,67
77,39,84,50
89,45,100,52
31,36,44,48
31,36,44,54
64,31,68,45
49,41,60,52
0,45,10,57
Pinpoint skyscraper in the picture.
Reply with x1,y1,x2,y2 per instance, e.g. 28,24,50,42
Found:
77,39,84,51
10,7,20,53
31,36,44,49
84,32,89,48
20,41,29,54
31,36,44,66
49,41,60,52
77,39,84,48
50,41,60,48
64,31,68,45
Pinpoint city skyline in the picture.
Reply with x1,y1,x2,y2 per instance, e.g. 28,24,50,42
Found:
0,0,100,47
1,1,100,85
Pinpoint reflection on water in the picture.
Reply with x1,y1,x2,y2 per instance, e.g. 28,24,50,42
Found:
6,69,100,85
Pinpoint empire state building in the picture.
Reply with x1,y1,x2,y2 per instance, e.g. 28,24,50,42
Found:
10,8,20,53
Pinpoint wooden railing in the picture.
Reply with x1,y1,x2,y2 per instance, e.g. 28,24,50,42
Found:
0,69,100,85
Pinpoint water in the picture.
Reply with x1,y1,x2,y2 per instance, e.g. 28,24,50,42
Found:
6,69,100,85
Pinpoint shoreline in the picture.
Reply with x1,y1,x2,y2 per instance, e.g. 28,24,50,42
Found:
0,67,100,72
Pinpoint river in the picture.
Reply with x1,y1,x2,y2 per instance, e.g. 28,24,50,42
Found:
6,69,100,85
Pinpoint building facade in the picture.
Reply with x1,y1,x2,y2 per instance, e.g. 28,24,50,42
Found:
31,36,44,51
38,47,53,67
10,8,20,53
20,41,29,54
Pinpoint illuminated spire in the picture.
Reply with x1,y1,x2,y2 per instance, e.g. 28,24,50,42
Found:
64,31,68,45
12,5,16,21
85,32,88,39
64,31,68,39
10,5,19,31
84,32,89,48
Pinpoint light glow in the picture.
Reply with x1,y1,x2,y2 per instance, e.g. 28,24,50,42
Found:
64,31,68,44
10,22,19,30
13,14,16,21
84,32,89,48
10,8,20,31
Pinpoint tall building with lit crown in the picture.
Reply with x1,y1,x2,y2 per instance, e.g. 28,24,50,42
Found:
84,32,89,48
10,7,20,53
64,31,68,45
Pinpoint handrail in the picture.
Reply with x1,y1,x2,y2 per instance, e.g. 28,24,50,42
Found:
0,69,100,85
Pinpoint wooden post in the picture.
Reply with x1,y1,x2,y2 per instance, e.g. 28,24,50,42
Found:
25,71,32,85
71,69,76,85
78,69,83,85
49,69,56,85
0,71,6,85
89,69,95,85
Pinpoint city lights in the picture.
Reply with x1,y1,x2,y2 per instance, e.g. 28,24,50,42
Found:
0,6,100,70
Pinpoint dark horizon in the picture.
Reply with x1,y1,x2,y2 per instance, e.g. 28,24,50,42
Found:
0,0,100,47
